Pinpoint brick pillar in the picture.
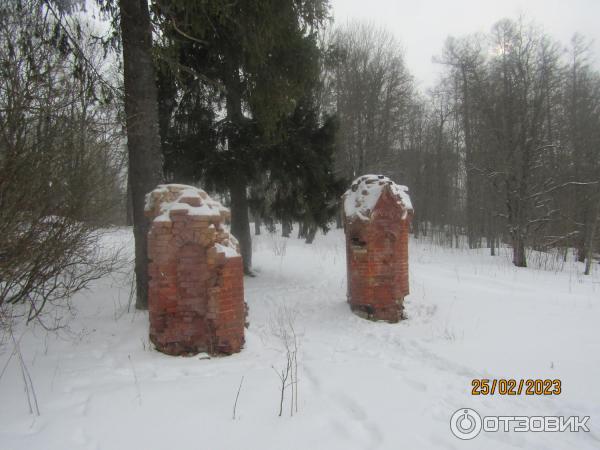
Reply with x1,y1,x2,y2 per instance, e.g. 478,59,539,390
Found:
342,175,413,323
145,184,246,356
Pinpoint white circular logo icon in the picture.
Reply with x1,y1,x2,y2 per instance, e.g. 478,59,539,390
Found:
450,408,482,440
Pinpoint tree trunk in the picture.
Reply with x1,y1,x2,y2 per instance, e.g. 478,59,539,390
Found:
584,196,599,275
512,234,527,267
297,221,306,239
254,216,261,236
508,200,527,267
282,220,292,238
224,57,252,275
459,65,479,250
489,235,496,256
577,234,586,263
305,226,317,244
584,225,596,275
119,0,164,310
125,173,133,226
230,175,252,274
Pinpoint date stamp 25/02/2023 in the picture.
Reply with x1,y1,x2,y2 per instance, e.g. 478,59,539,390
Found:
471,379,561,396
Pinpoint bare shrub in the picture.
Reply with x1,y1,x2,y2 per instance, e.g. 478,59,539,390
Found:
0,0,125,330
270,306,299,417
0,218,124,328
271,238,288,257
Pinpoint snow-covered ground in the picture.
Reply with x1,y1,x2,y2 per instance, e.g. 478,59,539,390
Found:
1,227,599,449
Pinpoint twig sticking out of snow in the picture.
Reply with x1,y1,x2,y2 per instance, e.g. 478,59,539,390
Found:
270,306,300,417
128,355,142,406
232,375,244,420
126,265,136,315
289,316,298,416
272,360,292,417
9,326,40,416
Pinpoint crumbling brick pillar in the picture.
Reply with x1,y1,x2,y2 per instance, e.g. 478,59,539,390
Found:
342,175,413,323
145,184,246,356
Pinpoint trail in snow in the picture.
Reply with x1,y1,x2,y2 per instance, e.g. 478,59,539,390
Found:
0,227,599,450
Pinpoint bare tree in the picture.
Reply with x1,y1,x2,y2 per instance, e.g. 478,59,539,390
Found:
437,18,565,266
486,19,563,266
0,1,124,328
560,35,600,273
325,22,413,181
437,35,487,248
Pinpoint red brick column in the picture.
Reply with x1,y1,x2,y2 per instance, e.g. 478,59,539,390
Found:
145,184,245,356
343,175,413,323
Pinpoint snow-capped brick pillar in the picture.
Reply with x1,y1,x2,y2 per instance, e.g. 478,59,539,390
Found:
145,184,246,356
342,175,414,323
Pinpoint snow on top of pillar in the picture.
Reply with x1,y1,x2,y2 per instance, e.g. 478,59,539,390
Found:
145,184,230,223
145,184,241,257
343,174,413,221
215,242,239,258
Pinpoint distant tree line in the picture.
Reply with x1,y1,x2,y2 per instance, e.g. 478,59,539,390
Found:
325,18,600,270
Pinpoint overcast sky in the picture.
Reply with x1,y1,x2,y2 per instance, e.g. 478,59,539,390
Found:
330,0,600,90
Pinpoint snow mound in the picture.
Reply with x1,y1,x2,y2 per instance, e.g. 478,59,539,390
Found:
343,174,413,221
144,184,230,223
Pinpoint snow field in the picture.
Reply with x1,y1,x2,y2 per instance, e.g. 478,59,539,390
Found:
1,227,599,449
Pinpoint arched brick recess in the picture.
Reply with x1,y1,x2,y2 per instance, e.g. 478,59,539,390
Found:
145,184,246,356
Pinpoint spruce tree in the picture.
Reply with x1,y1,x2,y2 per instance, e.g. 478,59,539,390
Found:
154,0,332,273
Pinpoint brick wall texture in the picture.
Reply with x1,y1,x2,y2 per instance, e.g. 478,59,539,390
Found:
343,177,413,323
145,185,245,356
